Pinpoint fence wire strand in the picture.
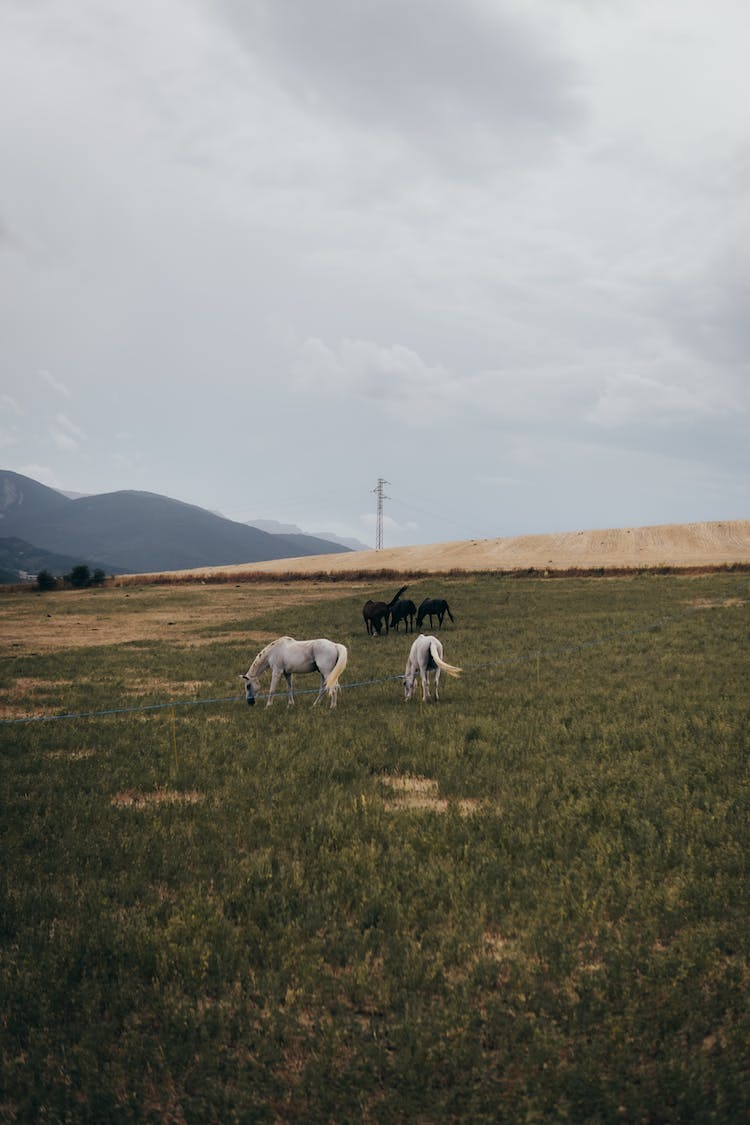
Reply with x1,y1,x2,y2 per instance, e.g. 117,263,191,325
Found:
0,605,718,728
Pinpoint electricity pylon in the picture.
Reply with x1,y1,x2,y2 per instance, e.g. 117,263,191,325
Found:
372,478,390,550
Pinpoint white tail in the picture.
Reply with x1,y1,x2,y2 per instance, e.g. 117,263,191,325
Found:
429,638,462,677
324,643,348,691
404,634,461,702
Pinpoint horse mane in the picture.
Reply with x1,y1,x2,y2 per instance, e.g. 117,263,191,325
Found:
248,636,294,677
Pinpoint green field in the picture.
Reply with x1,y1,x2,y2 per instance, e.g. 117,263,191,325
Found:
2,573,749,1122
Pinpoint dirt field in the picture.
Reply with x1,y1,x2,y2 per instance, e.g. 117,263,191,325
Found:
3,521,747,665
162,519,750,579
0,583,367,659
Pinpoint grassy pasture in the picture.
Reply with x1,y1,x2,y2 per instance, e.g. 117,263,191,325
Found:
1,573,749,1122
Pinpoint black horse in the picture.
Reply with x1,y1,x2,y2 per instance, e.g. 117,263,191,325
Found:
363,585,408,636
416,597,454,629
389,598,417,633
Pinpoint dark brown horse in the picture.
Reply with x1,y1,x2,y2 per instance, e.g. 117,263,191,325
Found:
389,598,417,633
363,585,408,635
416,597,454,629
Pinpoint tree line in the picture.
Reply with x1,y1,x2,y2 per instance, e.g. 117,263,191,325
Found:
36,565,108,591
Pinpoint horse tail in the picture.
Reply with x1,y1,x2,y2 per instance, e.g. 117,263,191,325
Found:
388,584,408,607
325,644,348,691
445,602,454,622
429,638,462,678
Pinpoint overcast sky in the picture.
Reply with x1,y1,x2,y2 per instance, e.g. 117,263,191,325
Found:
2,0,748,548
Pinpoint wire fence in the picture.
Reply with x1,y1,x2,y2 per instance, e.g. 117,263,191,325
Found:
0,605,716,728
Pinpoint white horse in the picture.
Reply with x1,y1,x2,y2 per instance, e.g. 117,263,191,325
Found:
403,634,462,702
241,636,348,709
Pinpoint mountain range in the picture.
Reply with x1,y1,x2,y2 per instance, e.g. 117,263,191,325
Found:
0,471,354,581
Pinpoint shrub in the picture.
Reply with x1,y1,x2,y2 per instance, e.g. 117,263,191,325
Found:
36,569,57,591
66,564,92,588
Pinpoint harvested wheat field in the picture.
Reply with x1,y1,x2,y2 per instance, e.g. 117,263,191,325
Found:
162,519,750,580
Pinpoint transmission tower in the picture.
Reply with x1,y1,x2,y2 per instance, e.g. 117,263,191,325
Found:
372,478,390,550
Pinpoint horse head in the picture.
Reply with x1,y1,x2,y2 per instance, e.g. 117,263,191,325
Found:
240,673,257,706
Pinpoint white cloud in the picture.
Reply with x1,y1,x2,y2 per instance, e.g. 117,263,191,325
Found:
587,370,737,429
50,412,84,452
41,370,71,399
19,464,62,489
1,393,24,416
293,337,457,417
359,509,419,548
0,427,20,451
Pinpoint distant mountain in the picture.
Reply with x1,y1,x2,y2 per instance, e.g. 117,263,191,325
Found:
0,471,352,575
0,536,127,584
249,518,369,552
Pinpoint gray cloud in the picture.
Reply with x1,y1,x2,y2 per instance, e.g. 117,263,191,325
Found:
1,0,748,545
213,0,582,172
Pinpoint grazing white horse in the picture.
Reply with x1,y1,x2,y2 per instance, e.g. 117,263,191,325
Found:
241,636,347,709
403,634,462,702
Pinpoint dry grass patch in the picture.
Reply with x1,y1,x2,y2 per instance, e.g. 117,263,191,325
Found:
687,597,747,610
0,703,45,720
111,788,204,810
379,774,488,815
0,677,79,719
380,774,446,812
0,582,369,658
125,678,211,697
5,676,76,694
47,748,99,761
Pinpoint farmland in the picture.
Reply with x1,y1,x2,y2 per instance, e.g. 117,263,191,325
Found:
2,573,749,1121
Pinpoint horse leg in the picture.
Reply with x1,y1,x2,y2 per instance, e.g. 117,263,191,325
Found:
434,668,441,701
266,668,283,707
313,673,327,707
284,671,295,707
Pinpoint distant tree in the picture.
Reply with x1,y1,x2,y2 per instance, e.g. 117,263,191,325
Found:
91,569,107,586
67,564,92,589
36,569,57,592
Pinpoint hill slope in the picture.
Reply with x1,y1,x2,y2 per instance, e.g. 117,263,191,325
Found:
0,537,128,584
0,471,351,574
181,520,750,577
